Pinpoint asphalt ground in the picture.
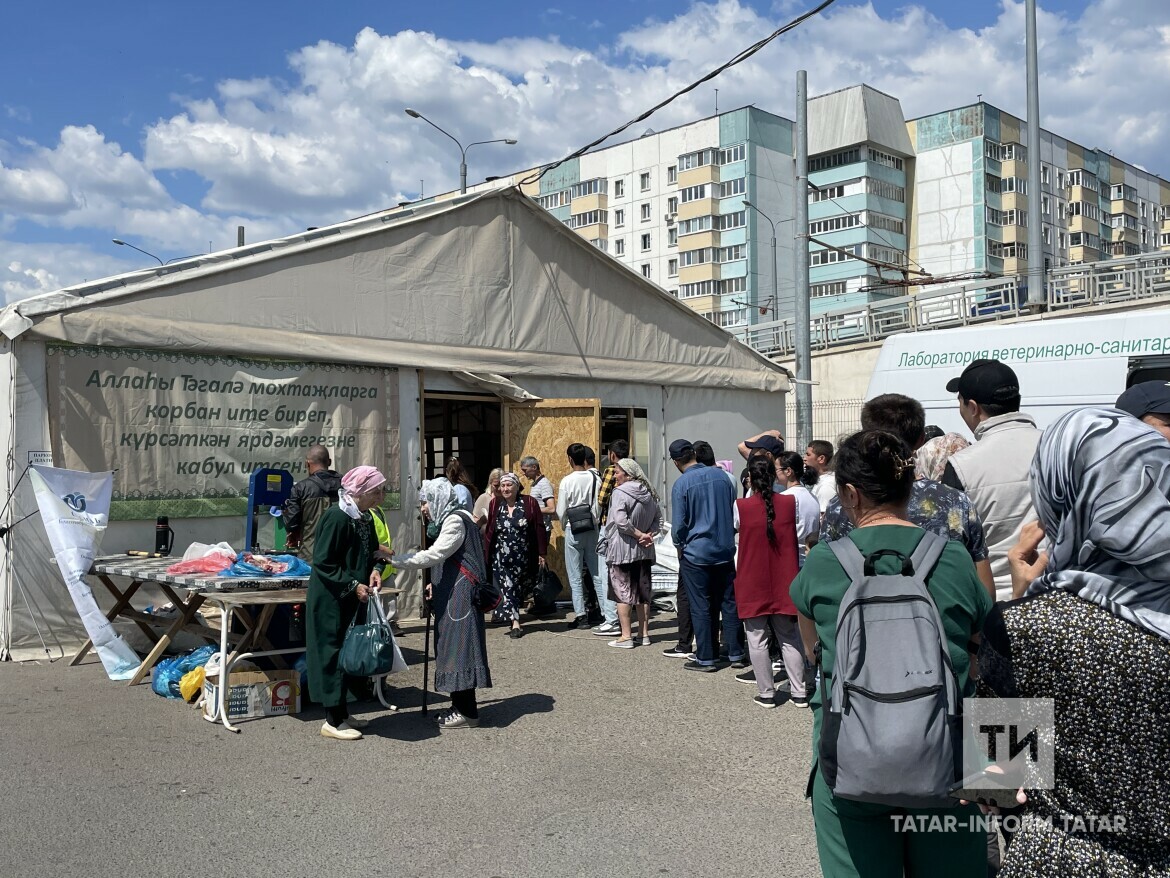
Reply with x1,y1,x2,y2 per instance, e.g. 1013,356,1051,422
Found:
0,610,820,878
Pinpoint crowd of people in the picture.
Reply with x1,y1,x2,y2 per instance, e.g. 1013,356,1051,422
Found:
294,360,1170,877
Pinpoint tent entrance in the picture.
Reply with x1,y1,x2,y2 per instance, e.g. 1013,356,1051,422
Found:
422,393,502,497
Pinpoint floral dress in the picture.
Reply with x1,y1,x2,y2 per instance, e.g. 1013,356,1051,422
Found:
491,501,533,623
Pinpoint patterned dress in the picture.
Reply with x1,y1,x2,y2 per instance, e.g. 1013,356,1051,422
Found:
432,513,493,693
490,501,533,623
979,591,1170,876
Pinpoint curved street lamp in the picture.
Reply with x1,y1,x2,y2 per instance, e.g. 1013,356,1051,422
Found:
404,108,517,194
112,238,163,266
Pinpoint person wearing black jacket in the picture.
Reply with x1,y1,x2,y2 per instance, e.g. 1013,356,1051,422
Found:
283,445,343,561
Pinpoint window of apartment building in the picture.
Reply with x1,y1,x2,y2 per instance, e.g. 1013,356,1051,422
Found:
668,288,679,298
990,241,1028,259
986,207,1004,226
1057,170,1066,190
809,214,862,235
667,196,679,214
1067,169,1099,192
1042,195,1051,217
570,178,607,199
1068,200,1100,221
1142,228,1149,245
1041,164,1050,187
868,244,906,266
641,264,651,278
986,174,1003,194
810,183,847,203
717,210,746,231
568,209,608,229
718,244,746,263
1001,143,1027,162
678,215,712,235
640,172,651,192
718,144,746,165
667,166,677,185
1043,226,1052,245
811,281,848,298
537,189,571,209
668,258,678,277
1058,231,1067,250
719,277,747,294
668,227,678,247
867,179,905,202
868,148,904,171
1111,214,1138,230
680,248,713,267
614,238,626,256
590,238,608,252
680,184,709,203
1003,177,1027,194
614,179,625,198
679,281,714,298
614,208,625,227
678,148,717,171
640,202,652,221
1110,183,1138,202
869,212,905,235
1069,232,1101,250
640,232,652,251
984,139,1001,161
708,308,748,328
1004,209,1028,227
1161,233,1170,247
809,147,861,173
718,177,746,198
810,245,860,265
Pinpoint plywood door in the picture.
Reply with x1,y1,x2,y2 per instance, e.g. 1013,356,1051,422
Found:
503,399,601,591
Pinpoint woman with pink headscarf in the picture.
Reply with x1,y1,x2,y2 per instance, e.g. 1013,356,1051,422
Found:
306,465,388,741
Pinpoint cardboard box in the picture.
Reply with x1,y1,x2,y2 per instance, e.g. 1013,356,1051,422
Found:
202,669,301,723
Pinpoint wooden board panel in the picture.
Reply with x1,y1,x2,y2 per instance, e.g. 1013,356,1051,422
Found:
503,399,601,592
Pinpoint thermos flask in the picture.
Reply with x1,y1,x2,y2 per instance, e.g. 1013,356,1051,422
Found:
155,516,175,556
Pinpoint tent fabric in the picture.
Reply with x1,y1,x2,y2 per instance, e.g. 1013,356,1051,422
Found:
0,189,789,394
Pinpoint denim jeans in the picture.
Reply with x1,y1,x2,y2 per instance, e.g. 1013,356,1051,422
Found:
563,526,616,624
678,556,741,664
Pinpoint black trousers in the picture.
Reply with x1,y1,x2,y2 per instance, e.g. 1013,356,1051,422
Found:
675,578,694,649
450,688,478,719
326,702,349,726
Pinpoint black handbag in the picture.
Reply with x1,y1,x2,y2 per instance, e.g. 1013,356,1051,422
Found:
564,472,599,535
531,567,562,608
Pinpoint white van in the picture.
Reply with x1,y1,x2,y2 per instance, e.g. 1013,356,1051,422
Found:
866,308,1170,434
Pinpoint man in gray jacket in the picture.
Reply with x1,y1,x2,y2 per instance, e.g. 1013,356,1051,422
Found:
941,359,1040,599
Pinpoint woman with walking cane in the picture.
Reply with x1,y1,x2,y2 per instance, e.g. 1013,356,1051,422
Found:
392,479,492,729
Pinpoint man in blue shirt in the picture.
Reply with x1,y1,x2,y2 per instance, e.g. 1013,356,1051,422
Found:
669,439,743,671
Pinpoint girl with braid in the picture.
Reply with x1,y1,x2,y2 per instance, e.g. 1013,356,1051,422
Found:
733,457,806,708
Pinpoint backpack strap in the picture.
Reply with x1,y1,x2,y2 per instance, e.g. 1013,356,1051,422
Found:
827,536,867,582
907,531,948,586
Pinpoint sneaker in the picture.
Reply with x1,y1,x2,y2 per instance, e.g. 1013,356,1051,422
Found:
437,709,479,729
662,645,692,659
683,660,718,673
320,721,362,740
608,638,636,649
790,695,810,709
565,617,590,631
640,636,651,647
735,670,757,685
592,621,621,636
729,657,750,670
753,694,776,709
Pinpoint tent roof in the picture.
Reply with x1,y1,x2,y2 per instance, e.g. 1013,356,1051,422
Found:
0,188,788,393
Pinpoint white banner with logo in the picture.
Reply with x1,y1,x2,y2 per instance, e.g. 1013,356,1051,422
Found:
29,465,140,680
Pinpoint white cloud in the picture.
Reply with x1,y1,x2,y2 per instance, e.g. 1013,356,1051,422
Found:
3,0,1169,301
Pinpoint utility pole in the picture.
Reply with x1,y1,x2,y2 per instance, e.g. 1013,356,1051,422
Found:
1025,0,1044,307
794,70,812,451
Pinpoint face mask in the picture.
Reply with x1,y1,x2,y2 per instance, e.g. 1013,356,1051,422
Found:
426,520,441,541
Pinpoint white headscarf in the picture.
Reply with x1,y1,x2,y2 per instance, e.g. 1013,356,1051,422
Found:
419,477,462,526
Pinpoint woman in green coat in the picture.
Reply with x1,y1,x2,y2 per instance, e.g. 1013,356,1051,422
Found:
307,465,387,741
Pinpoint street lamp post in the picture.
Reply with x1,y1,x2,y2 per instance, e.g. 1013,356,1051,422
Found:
404,109,517,195
111,238,163,266
742,200,778,319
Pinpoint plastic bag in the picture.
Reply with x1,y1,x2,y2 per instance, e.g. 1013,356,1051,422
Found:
181,541,237,562
179,667,206,702
151,644,218,699
167,551,237,575
220,552,311,578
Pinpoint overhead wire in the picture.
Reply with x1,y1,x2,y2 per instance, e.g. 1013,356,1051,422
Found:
519,0,840,187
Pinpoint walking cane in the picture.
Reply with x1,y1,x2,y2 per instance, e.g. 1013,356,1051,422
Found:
421,606,432,714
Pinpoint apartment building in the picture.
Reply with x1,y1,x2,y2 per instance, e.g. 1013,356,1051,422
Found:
908,103,1170,284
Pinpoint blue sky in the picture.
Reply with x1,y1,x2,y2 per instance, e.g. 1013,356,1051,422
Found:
1,0,1164,298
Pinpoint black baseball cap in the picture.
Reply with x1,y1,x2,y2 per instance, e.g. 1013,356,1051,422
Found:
668,439,695,461
744,435,784,456
1116,381,1170,419
946,359,1020,404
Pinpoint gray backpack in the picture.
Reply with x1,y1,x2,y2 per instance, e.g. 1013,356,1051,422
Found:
820,532,962,808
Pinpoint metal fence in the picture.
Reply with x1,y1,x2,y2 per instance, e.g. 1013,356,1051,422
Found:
785,398,867,446
738,250,1170,358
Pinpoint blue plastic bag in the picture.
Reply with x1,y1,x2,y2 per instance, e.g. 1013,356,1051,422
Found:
151,644,218,699
220,553,311,578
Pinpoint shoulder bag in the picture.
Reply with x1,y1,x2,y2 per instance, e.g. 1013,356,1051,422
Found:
564,472,599,535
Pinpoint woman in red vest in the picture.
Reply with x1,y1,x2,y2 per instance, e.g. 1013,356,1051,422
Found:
734,456,806,708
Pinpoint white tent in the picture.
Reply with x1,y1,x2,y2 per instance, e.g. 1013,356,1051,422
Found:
0,187,789,660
